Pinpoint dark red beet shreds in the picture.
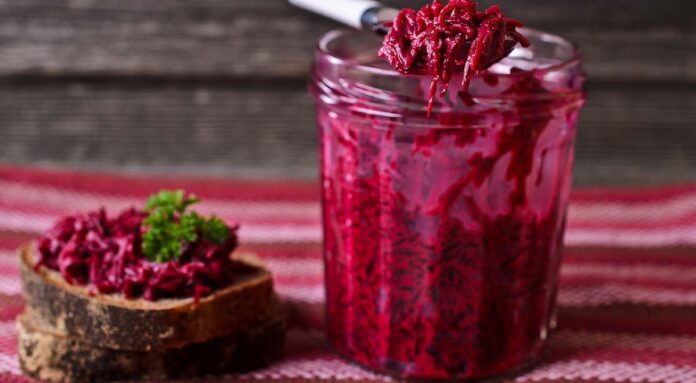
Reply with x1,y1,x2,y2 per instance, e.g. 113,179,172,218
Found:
378,0,529,113
35,208,238,301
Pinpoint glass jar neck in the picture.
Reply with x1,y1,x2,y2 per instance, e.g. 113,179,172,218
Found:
311,28,584,126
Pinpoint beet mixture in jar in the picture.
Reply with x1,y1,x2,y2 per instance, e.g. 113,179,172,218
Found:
311,17,585,381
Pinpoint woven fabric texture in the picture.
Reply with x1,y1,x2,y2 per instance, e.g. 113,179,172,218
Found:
1,166,696,382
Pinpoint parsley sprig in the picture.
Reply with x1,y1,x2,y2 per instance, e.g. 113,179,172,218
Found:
142,190,230,263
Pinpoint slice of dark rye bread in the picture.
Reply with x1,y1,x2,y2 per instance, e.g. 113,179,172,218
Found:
19,243,282,351
17,310,285,383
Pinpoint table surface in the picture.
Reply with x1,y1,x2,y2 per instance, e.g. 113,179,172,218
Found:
0,0,694,186
1,166,696,382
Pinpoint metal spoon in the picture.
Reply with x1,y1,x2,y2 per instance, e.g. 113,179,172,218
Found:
288,0,398,35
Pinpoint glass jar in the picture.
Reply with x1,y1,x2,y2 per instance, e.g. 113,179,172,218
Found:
311,28,585,380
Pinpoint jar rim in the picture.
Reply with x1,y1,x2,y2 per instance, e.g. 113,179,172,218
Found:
316,27,582,80
312,27,585,125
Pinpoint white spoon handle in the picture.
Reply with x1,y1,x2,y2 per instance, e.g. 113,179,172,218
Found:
288,0,381,29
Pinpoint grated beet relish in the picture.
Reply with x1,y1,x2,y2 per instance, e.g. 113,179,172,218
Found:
35,208,238,301
315,28,585,377
379,0,529,114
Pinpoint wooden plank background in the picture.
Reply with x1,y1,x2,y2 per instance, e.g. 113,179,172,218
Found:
0,0,694,185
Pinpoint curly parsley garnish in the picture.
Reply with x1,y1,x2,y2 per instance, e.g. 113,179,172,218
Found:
142,190,230,263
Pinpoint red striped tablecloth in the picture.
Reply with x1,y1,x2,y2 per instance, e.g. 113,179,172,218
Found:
1,166,696,382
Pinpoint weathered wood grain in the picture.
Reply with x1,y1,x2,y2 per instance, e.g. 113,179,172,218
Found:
0,0,693,186
0,0,334,78
576,82,696,185
0,79,317,178
0,80,693,185
0,0,692,81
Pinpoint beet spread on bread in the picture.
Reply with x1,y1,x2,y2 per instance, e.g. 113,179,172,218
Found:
35,190,239,301
18,190,285,382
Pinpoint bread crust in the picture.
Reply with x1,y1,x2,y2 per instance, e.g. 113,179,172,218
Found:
17,310,285,383
20,244,278,351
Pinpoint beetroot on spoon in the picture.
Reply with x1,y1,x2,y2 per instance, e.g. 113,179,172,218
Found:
379,0,529,114
289,0,529,114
